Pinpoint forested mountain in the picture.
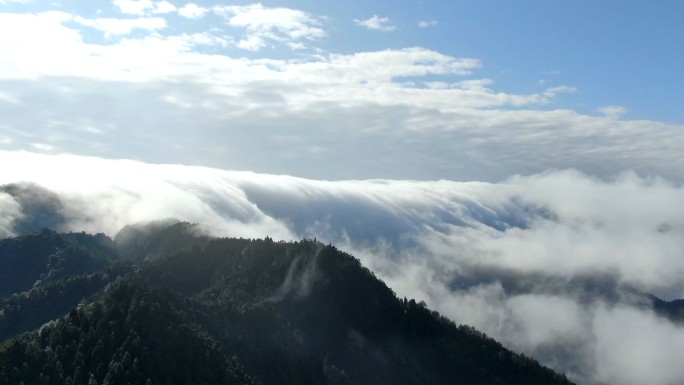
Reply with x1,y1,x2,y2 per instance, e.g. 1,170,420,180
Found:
0,229,118,297
0,223,574,385
651,295,684,323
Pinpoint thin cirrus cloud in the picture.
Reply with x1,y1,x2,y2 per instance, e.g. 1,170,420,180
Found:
72,15,167,37
112,0,167,16
354,15,396,31
597,105,628,119
2,151,684,385
418,20,438,28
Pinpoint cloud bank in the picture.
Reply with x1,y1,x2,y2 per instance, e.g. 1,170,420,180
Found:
2,151,684,384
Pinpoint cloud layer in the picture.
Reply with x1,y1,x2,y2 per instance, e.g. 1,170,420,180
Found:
2,151,684,384
0,4,682,181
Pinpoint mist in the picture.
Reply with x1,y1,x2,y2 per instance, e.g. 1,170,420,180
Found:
2,150,684,384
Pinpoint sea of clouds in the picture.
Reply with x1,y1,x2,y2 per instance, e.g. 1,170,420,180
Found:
2,150,684,385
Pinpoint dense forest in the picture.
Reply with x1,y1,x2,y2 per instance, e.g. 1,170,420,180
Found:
0,222,577,384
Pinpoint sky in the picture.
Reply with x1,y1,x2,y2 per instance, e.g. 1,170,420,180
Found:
1,1,684,384
0,0,683,180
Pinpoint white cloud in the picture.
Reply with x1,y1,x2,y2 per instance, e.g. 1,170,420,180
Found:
0,191,21,238
597,105,628,119
0,91,18,104
112,0,154,16
354,15,396,31
177,3,207,19
418,20,438,28
3,153,684,300
0,11,85,79
506,294,586,349
542,85,577,98
0,8,683,184
112,0,175,15
180,32,232,47
293,48,480,84
410,170,684,295
73,15,167,37
213,3,325,50
592,305,684,385
152,1,176,14
236,35,265,51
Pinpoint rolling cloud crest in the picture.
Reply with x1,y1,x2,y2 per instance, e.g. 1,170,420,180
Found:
2,151,684,384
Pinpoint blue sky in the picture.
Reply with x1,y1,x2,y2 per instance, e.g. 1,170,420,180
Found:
0,0,682,180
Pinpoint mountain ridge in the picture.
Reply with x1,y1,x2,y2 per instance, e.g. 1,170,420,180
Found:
0,223,574,385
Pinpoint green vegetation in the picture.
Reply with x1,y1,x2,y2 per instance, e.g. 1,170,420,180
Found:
0,224,574,384
0,229,117,297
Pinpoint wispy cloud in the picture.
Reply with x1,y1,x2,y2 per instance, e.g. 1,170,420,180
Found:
112,0,177,15
112,0,153,16
354,15,396,31
73,15,166,37
597,105,628,119
213,3,326,50
542,85,577,99
418,20,438,28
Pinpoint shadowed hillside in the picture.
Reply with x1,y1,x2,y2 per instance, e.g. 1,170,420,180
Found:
0,223,574,385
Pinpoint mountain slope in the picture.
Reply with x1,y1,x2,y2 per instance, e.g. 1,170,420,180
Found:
0,226,574,385
137,235,573,385
0,280,255,385
0,229,118,297
0,263,132,342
